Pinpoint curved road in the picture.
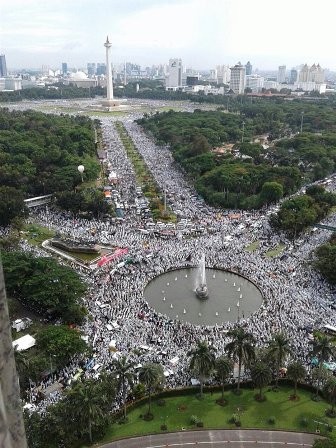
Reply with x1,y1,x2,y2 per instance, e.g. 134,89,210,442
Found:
100,429,322,448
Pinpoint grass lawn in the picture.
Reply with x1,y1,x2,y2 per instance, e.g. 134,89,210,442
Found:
95,387,335,445
265,243,286,258
245,241,260,252
23,223,55,246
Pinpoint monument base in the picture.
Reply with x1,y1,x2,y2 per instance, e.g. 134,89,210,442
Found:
101,98,122,108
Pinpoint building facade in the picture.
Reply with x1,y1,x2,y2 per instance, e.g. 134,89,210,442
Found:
246,75,264,93
277,65,286,83
0,54,7,77
166,58,182,89
229,62,246,94
245,61,252,76
61,62,67,76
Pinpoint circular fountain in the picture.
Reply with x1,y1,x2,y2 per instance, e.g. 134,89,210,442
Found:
144,264,263,326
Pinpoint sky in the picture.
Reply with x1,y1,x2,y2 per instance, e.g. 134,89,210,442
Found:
1,0,336,71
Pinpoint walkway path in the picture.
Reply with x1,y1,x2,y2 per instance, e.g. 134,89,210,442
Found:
99,429,322,448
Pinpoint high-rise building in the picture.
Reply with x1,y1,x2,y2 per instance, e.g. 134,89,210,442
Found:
290,68,298,84
309,63,324,83
87,62,96,77
245,61,252,76
299,64,309,82
61,62,68,76
0,54,7,77
216,65,230,84
166,58,182,89
246,75,264,93
277,65,286,83
96,63,106,76
229,62,246,94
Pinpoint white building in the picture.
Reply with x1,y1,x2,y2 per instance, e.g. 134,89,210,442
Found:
216,65,231,84
277,65,286,83
166,58,182,90
5,78,22,90
229,62,246,94
264,80,279,90
246,75,264,93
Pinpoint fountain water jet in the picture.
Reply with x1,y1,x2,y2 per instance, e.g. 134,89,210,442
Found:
195,253,209,299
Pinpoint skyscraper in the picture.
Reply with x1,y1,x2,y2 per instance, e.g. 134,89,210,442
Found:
61,62,68,76
96,63,106,76
229,62,246,94
277,65,286,83
0,54,7,77
290,68,298,84
166,58,182,89
245,61,252,76
87,63,96,77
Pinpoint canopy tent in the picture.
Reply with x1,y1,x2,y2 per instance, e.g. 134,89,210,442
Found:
12,334,36,351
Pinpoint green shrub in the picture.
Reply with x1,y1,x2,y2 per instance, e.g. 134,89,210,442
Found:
157,399,166,407
268,416,276,424
196,421,204,427
160,424,168,431
190,415,199,425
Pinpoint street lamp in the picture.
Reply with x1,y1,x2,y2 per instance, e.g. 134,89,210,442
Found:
78,164,85,182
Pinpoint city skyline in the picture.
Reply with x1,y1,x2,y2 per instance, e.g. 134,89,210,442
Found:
2,0,336,70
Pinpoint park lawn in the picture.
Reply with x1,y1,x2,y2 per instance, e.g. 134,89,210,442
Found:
245,241,260,252
24,223,55,246
97,387,335,445
265,243,286,258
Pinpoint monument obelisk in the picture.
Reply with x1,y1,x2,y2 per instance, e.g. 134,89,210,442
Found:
103,36,120,107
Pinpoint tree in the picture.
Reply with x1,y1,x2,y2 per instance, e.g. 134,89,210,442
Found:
36,325,87,366
111,356,135,420
268,332,291,388
250,361,272,400
66,379,109,444
188,340,217,398
0,186,28,226
139,363,164,417
324,377,336,417
226,327,255,393
313,440,336,448
260,181,284,204
312,334,336,398
215,355,233,403
287,361,306,399
315,235,336,285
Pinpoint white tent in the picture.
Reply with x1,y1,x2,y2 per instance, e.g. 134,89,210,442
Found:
13,334,36,351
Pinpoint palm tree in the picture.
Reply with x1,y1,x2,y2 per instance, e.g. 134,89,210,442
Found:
250,361,272,400
215,355,233,403
268,332,291,388
226,327,255,393
323,377,336,417
67,380,108,444
312,333,336,398
187,340,217,398
287,361,306,399
139,362,164,417
111,355,135,420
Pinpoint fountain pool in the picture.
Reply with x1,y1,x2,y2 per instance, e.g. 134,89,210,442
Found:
144,267,263,326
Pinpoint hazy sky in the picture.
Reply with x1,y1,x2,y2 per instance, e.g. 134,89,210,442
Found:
1,0,336,71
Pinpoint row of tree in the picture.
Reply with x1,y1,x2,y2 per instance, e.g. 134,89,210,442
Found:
23,327,336,447
315,233,336,285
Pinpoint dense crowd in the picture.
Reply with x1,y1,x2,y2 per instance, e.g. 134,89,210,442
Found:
9,106,335,415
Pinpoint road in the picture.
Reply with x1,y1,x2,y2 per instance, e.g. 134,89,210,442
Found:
99,429,322,448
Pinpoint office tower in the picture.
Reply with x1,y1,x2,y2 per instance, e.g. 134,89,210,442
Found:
96,63,106,76
61,62,68,76
309,63,324,83
290,68,298,84
245,61,252,76
277,65,286,83
246,75,264,93
0,54,7,77
229,62,246,94
87,63,96,77
166,58,182,88
299,64,309,82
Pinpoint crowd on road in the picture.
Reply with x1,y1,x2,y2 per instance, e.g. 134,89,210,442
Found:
9,103,335,414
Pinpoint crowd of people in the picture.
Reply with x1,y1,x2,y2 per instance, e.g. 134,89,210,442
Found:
9,104,335,415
